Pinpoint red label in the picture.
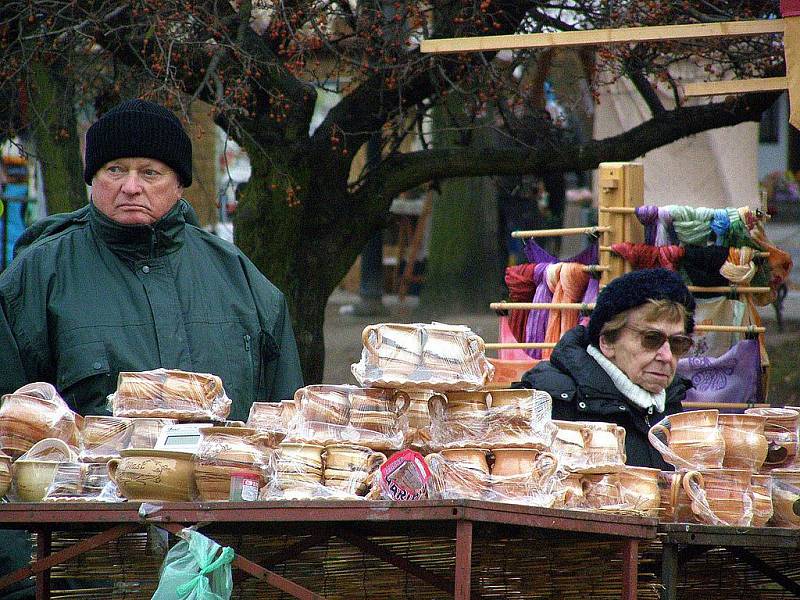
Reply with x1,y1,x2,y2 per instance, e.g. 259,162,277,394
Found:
378,449,431,501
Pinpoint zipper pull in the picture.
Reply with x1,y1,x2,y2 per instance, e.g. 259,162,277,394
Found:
244,334,251,352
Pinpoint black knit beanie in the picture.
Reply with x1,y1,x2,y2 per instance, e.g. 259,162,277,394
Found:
587,268,695,346
83,99,192,186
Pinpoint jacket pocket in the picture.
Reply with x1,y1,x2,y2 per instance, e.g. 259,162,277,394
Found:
57,341,112,414
57,341,111,389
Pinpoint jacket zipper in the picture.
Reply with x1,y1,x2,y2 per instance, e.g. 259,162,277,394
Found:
244,334,256,395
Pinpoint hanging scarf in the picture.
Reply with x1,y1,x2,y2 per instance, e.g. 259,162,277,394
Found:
611,242,684,271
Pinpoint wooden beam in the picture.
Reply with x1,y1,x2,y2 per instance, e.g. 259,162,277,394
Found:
683,76,788,96
420,19,785,54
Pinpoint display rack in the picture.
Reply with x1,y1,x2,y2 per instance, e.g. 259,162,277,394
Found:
487,161,774,410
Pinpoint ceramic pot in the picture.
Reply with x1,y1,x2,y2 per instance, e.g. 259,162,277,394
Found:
581,474,623,509
108,449,196,502
194,427,269,502
246,402,284,431
13,460,62,502
746,408,799,468
718,413,768,471
361,324,422,377
552,421,626,472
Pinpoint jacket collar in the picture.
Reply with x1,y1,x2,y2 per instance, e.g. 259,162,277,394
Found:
89,199,188,261
550,325,687,410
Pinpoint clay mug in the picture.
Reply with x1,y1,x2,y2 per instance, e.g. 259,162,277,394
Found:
751,474,773,527
487,389,537,423
616,466,661,513
650,410,725,468
107,448,196,502
277,442,325,475
432,391,490,419
324,444,386,473
682,468,753,525
361,324,421,377
490,448,558,480
296,386,351,426
718,413,768,471
12,459,63,502
349,388,410,415
555,473,585,508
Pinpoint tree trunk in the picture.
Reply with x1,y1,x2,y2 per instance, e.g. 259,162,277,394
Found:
233,150,367,384
29,61,87,214
419,102,505,314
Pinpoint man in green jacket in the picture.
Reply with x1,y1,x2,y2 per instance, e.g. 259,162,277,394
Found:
0,98,304,419
0,98,305,596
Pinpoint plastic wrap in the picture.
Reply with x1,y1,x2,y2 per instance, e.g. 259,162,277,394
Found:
322,444,386,497
488,448,561,507
108,369,231,422
751,474,774,527
352,323,494,391
268,442,325,500
43,462,123,502
108,448,197,502
287,385,409,451
576,468,661,515
648,410,725,470
745,408,799,469
658,469,754,526
128,418,178,449
425,448,492,500
246,402,288,441
193,427,273,501
0,382,81,459
403,391,436,452
718,413,768,472
429,389,557,449
551,420,626,473
767,469,800,527
79,416,132,462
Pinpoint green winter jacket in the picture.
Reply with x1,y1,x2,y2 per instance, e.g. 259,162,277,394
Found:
0,199,303,421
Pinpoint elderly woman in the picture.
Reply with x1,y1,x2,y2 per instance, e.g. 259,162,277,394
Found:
517,268,695,469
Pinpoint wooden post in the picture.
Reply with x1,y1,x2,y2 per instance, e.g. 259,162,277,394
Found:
597,162,643,285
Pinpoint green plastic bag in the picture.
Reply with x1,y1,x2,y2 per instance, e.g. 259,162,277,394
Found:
152,529,234,600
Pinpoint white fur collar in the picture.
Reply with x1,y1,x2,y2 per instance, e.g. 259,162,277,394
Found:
586,344,666,412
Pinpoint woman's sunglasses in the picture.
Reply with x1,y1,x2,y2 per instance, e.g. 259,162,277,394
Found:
623,325,694,357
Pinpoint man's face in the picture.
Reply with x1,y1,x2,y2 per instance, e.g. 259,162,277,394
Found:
599,304,686,394
91,157,183,225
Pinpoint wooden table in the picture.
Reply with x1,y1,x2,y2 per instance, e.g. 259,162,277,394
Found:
0,500,657,600
658,523,800,600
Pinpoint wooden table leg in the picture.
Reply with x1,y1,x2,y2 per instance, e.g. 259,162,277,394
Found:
454,520,472,600
621,538,638,600
660,542,679,600
35,528,51,600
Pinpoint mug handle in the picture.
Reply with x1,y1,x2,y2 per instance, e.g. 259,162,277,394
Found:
427,394,447,420
392,391,411,416
533,452,558,483
682,470,705,513
367,451,388,473
361,325,380,356
107,458,120,485
650,424,671,445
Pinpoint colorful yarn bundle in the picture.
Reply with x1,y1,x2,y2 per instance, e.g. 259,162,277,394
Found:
610,243,684,271
524,264,555,359
504,263,537,343
542,263,590,359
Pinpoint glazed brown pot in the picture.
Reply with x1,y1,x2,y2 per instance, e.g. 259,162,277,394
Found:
108,449,196,502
